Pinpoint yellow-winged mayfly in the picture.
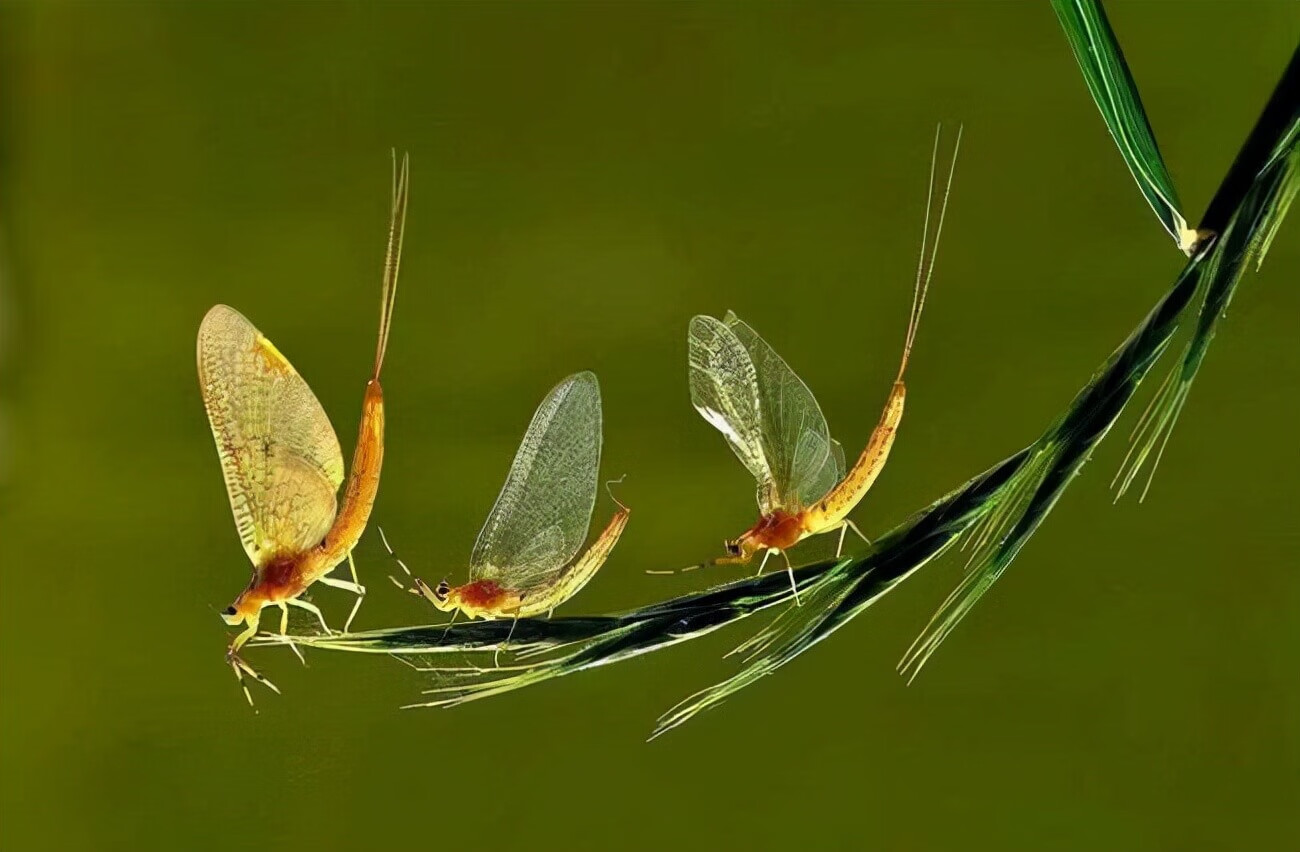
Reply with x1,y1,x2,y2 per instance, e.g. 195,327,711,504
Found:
688,127,960,601
198,154,408,704
398,371,628,639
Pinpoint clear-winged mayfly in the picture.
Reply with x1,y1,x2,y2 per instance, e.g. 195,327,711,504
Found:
397,371,628,639
689,127,960,602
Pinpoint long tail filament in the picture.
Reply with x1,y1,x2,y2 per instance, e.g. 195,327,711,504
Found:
374,150,409,380
897,124,962,384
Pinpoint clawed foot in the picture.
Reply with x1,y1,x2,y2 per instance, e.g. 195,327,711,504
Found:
227,649,280,708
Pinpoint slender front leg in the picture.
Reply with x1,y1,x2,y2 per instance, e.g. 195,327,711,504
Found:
229,659,255,707
226,615,279,706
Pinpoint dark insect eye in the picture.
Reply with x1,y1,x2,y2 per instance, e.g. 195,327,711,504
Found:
222,606,237,616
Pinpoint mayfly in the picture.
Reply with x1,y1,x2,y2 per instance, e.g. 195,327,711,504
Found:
689,126,960,602
398,372,628,641
198,154,408,704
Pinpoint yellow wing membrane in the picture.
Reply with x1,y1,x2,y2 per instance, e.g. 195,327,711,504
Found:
198,305,344,568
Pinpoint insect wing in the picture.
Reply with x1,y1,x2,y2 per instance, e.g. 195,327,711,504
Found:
799,436,846,512
470,372,602,591
197,305,344,568
723,312,841,511
688,315,779,510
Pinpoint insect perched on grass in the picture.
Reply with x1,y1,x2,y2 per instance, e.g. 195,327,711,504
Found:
396,372,629,649
688,127,960,602
197,154,408,705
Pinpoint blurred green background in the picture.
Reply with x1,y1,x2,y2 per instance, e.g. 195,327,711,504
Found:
2,2,1297,849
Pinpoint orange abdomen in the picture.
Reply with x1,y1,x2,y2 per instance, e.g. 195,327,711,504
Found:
317,380,385,571
804,380,906,533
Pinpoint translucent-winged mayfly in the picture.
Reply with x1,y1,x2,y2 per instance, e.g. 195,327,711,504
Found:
689,127,960,601
198,154,408,704
397,371,628,638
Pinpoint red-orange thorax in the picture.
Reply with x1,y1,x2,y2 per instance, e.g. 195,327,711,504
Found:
744,509,807,551
452,579,521,619
243,548,326,607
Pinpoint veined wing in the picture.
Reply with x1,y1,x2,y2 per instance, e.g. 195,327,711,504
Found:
800,434,846,511
724,312,842,510
698,312,842,512
198,305,344,569
688,315,777,510
470,372,602,591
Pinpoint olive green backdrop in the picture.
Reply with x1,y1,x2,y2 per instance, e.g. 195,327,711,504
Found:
2,2,1297,850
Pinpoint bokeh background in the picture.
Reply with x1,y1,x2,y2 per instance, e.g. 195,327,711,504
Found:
2,2,1297,850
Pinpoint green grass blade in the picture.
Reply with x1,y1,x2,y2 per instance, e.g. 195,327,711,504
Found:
905,115,1300,676
1051,0,1198,253
1112,48,1300,500
248,39,1300,739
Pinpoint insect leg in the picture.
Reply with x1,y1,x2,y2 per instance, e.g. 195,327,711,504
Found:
496,616,520,668
276,602,306,665
844,519,871,546
317,576,364,594
287,597,333,635
439,608,460,642
230,660,255,708
230,655,280,699
754,548,773,577
225,612,279,705
347,549,362,586
344,551,365,632
319,566,367,633
342,595,362,633
779,550,801,607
